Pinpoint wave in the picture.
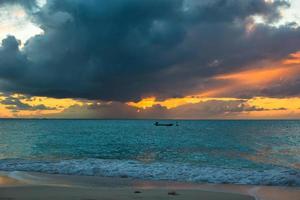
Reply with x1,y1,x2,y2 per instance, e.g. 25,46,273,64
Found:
0,158,299,186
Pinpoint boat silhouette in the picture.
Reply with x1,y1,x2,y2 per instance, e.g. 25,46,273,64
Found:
154,122,178,126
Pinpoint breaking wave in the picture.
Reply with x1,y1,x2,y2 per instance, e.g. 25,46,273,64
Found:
0,158,299,186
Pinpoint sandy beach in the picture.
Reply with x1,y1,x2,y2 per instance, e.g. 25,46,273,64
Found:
0,171,299,200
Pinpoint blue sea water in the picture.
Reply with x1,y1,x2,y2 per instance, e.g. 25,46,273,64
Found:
0,119,299,186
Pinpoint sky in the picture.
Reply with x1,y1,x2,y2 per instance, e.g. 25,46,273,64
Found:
0,0,300,119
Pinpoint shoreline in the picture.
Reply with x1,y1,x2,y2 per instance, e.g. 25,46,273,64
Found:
1,171,300,200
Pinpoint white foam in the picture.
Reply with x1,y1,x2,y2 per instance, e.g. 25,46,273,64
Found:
0,158,299,186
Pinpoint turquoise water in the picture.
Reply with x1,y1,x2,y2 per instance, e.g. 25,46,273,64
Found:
0,119,299,186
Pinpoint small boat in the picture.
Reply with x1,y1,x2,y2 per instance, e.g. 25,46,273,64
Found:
154,122,174,126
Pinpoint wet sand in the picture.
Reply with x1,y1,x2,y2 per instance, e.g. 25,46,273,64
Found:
0,171,299,200
0,186,255,200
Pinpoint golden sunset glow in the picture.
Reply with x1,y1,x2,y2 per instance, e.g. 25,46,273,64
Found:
127,97,204,109
248,97,300,110
247,97,300,118
19,96,84,109
128,97,242,109
128,96,300,111
202,58,300,98
283,52,300,65
0,94,84,118
215,67,289,85
0,106,11,118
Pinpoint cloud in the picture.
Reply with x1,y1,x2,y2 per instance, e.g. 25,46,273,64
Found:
261,74,300,98
0,0,39,10
167,99,268,119
0,94,56,112
0,0,299,102
54,99,272,119
55,102,138,119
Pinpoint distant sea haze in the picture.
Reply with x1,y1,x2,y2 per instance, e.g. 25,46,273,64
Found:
0,119,299,186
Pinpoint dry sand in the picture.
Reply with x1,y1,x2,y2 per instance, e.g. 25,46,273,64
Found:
0,171,299,200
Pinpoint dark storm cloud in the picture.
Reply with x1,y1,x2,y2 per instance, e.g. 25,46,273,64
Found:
0,0,300,101
261,76,300,98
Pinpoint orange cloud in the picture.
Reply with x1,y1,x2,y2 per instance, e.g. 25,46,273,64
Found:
283,52,300,65
127,96,204,109
128,96,242,110
206,57,300,98
215,67,288,85
0,106,12,118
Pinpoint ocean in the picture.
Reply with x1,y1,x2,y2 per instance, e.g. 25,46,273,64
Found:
0,119,299,186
